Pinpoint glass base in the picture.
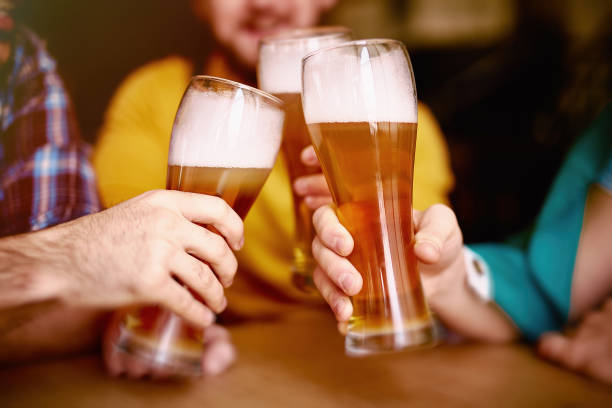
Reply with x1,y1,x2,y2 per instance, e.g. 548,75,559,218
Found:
114,322,203,377
345,322,437,357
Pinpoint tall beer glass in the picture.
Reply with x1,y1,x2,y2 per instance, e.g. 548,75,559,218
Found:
257,27,351,291
114,76,284,375
302,40,436,355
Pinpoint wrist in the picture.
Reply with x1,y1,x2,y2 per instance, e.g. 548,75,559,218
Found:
427,249,472,312
426,248,518,342
24,226,74,304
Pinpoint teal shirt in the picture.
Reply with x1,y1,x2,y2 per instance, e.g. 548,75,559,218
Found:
470,105,612,341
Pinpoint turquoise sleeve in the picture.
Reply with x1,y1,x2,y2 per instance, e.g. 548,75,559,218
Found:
468,244,563,341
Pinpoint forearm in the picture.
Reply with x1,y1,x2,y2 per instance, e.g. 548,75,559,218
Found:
0,226,109,363
432,285,518,343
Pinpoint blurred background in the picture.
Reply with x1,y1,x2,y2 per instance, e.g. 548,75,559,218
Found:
15,0,611,243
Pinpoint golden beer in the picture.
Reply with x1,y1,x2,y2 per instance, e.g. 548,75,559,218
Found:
302,40,436,354
308,122,431,349
167,165,271,218
114,75,284,375
258,27,352,290
275,93,318,288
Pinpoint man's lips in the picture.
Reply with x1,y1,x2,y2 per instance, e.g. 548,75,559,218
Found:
242,18,287,40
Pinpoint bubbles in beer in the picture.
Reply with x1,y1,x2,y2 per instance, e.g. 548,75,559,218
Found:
302,46,417,124
169,89,283,169
258,32,350,94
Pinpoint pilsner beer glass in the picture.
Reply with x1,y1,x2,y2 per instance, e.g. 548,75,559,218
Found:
257,27,352,291
302,40,436,355
114,76,284,375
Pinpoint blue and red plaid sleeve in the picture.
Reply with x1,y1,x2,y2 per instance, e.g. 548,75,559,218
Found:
0,28,100,237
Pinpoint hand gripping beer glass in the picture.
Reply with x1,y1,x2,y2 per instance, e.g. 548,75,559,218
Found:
302,40,436,355
114,76,284,375
257,27,352,291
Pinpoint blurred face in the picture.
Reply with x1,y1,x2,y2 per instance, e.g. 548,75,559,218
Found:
194,0,338,68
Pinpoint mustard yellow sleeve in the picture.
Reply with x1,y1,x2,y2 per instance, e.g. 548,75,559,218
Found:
93,57,192,207
413,102,454,210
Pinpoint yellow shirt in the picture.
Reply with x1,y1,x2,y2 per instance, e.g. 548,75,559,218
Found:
93,56,454,312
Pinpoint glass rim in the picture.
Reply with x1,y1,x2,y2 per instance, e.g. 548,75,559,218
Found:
259,26,352,46
191,75,283,107
302,38,405,64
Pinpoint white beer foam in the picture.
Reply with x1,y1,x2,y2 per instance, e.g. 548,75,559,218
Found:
169,88,283,168
258,35,349,94
303,46,417,124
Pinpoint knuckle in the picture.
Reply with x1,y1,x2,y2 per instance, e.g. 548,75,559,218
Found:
227,255,238,278
211,196,231,219
142,189,167,205
209,235,230,260
197,263,214,288
328,258,346,279
151,208,179,233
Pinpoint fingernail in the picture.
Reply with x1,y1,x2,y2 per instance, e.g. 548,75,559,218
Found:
304,196,315,207
333,236,347,254
416,237,441,253
294,179,306,195
204,310,216,325
304,149,316,163
415,234,442,252
416,241,438,257
340,273,355,294
235,237,244,251
220,297,228,310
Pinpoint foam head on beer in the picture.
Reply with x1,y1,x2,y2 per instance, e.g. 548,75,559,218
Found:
302,44,417,125
258,28,352,94
169,86,284,169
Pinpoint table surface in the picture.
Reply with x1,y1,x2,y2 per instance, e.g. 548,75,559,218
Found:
1,307,611,408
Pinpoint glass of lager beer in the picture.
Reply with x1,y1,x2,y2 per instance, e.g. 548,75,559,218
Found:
113,76,284,375
302,40,436,355
257,27,351,291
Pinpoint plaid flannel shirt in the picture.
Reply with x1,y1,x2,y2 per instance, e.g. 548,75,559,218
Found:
0,27,100,237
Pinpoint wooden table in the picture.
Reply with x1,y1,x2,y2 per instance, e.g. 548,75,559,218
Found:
1,308,611,407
